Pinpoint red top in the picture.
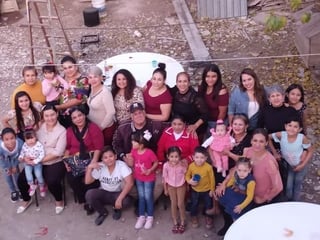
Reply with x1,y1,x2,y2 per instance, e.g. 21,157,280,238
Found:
157,127,199,166
143,81,172,115
204,91,229,121
66,122,104,155
131,148,157,182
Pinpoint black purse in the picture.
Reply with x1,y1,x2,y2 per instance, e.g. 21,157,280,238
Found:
63,154,92,177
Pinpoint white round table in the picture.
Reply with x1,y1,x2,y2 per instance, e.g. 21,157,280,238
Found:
97,52,184,88
224,202,320,240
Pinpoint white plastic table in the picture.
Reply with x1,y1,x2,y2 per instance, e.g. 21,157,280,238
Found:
224,202,320,240
97,52,184,88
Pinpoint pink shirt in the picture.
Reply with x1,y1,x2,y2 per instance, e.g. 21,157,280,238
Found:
42,75,69,101
245,148,283,201
131,148,157,182
162,162,187,187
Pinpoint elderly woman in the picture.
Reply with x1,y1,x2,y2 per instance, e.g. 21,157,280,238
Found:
87,66,116,146
143,63,172,121
64,105,104,212
171,72,209,140
229,68,267,131
17,105,67,214
11,66,46,108
56,55,89,128
111,69,144,124
85,146,134,225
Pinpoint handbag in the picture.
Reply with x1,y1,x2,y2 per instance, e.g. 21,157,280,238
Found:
63,154,92,177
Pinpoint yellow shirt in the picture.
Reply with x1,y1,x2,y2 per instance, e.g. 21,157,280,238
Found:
11,80,46,108
186,162,215,192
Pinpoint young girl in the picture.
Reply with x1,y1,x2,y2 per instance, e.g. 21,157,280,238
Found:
185,146,215,229
42,63,69,105
217,157,256,220
2,91,41,140
0,128,24,202
203,120,235,177
271,117,314,201
285,83,307,132
129,131,158,230
19,130,46,197
162,146,187,234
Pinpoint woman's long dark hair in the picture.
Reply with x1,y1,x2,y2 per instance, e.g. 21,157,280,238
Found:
199,64,225,101
14,91,41,132
111,69,137,100
239,68,266,107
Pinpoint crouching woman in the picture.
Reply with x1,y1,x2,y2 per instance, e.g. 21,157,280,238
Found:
85,146,134,226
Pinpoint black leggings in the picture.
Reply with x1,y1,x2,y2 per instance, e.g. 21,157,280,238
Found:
18,161,66,202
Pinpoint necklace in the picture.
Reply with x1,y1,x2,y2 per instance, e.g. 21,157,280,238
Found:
88,87,103,104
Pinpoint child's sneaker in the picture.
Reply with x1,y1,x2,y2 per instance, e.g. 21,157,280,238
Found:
205,217,213,229
11,191,19,203
135,216,146,229
144,216,153,230
39,185,46,197
28,184,37,196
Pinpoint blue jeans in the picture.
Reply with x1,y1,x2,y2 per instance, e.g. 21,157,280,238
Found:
136,180,155,216
2,168,20,192
25,163,44,185
286,165,308,201
190,189,213,217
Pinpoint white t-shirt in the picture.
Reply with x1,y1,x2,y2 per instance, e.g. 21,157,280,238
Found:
91,160,132,192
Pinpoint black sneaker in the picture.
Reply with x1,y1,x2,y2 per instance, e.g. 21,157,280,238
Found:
112,209,122,220
11,191,19,203
95,211,109,226
84,203,95,216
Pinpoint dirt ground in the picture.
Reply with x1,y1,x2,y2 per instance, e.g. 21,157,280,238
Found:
0,0,319,239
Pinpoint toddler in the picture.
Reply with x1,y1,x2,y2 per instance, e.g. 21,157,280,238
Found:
203,120,235,177
19,129,46,197
42,62,69,105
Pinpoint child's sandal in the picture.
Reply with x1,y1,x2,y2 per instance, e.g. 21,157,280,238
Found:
178,224,185,234
172,224,179,234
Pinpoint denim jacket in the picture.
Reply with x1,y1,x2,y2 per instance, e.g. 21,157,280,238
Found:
228,86,260,130
0,138,24,170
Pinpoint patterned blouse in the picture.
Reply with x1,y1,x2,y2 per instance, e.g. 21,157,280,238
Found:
114,87,144,123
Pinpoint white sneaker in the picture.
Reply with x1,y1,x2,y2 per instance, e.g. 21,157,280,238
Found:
144,216,154,229
55,206,64,214
135,216,146,229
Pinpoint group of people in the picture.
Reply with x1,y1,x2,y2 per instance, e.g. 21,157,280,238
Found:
0,55,314,235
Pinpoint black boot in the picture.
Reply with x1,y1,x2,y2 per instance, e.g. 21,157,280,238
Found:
217,211,233,236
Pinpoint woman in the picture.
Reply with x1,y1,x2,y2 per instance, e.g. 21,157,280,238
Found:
202,114,252,235
87,66,116,146
11,66,46,108
56,55,89,128
2,91,41,140
111,69,144,124
198,64,229,134
258,84,300,190
171,72,209,139
215,128,283,235
157,115,199,167
85,146,134,225
228,68,266,131
143,63,172,121
16,105,67,214
64,105,104,210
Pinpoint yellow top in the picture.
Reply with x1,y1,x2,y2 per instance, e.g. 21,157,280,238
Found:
11,80,46,108
186,162,215,192
227,175,256,210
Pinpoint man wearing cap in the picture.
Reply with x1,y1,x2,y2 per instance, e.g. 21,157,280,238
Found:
113,102,169,160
